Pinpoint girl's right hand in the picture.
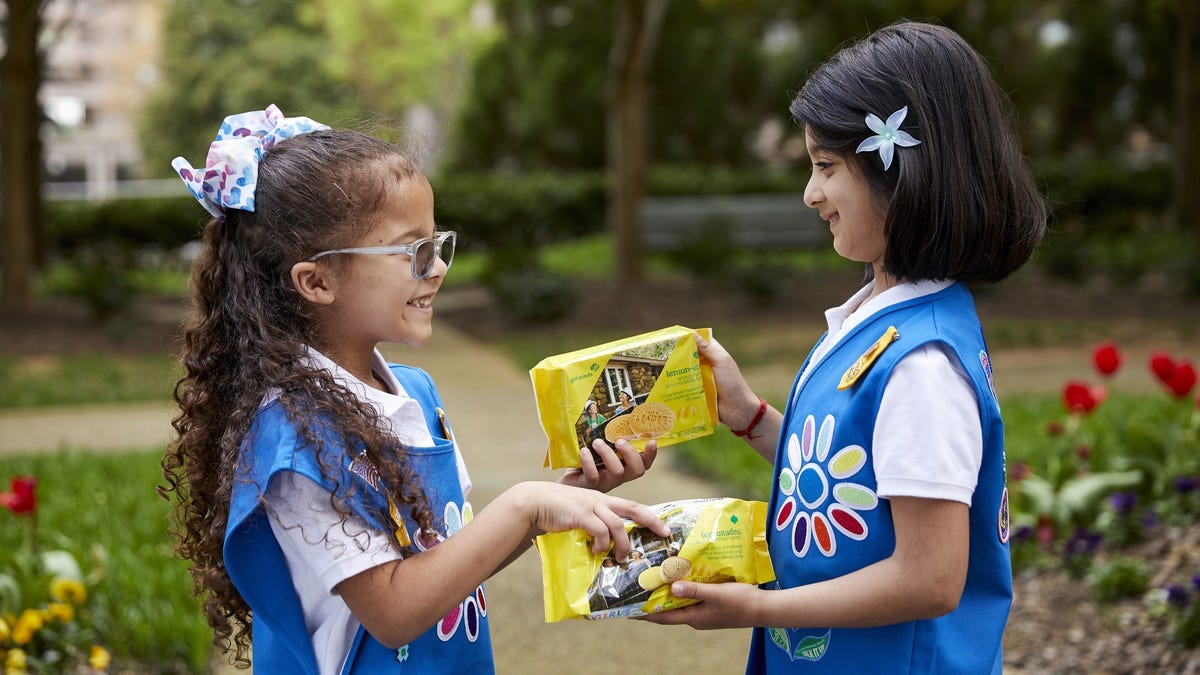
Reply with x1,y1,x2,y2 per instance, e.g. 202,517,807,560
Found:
694,332,762,430
516,482,670,562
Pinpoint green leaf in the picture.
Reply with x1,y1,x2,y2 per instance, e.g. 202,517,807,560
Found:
1058,470,1143,516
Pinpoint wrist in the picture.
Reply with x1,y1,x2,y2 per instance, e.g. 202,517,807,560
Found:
728,395,768,441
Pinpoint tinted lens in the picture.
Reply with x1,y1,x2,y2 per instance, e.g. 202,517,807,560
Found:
438,232,456,268
413,239,437,278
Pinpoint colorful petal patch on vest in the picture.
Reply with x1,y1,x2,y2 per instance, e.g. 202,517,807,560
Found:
424,500,489,643
775,414,877,558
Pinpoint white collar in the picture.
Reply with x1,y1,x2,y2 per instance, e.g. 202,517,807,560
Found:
826,278,954,337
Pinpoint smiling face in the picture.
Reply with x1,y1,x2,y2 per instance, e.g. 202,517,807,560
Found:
803,130,888,274
320,174,446,357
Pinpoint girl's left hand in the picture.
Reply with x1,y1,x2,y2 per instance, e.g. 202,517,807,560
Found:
559,438,657,493
636,580,762,630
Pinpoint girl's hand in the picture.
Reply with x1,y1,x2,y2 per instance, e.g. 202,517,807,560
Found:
636,580,763,630
694,333,761,430
559,439,658,493
522,482,671,560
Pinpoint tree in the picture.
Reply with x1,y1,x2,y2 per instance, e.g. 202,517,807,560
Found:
138,0,358,177
0,0,47,310
307,0,497,149
607,0,667,285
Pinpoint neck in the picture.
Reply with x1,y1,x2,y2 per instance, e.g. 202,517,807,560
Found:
323,345,388,393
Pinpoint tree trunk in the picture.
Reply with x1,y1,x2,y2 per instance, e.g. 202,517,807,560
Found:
0,0,44,311
1175,2,1200,231
605,0,667,288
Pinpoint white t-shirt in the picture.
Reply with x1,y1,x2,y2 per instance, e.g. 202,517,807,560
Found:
262,348,471,675
796,279,983,505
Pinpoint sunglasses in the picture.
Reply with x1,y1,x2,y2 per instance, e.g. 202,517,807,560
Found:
308,230,456,280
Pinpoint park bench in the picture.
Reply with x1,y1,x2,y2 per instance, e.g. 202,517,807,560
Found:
639,193,828,251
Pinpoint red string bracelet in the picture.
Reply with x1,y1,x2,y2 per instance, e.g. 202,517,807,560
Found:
731,396,768,441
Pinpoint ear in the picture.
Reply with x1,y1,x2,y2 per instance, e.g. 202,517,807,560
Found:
290,261,337,305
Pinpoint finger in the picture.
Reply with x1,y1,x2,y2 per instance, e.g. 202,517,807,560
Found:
611,439,644,478
581,512,613,558
595,507,631,560
636,604,701,625
638,439,658,470
590,440,624,480
612,500,671,538
576,447,601,486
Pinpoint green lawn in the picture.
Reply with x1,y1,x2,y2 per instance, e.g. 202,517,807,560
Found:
0,450,212,673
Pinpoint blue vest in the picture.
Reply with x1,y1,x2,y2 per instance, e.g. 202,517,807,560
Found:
747,283,1012,674
225,365,495,674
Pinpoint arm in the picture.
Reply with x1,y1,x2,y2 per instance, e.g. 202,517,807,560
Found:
338,480,671,648
490,438,661,573
695,333,781,462
640,496,969,629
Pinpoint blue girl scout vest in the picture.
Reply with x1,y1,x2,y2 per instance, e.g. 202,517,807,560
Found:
225,365,495,674
747,283,1012,674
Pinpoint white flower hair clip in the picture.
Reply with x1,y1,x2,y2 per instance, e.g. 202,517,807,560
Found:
855,106,920,171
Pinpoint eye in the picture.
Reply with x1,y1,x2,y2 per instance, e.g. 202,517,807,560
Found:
813,161,833,173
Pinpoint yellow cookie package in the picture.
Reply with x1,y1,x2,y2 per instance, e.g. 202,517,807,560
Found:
530,325,719,469
537,497,775,622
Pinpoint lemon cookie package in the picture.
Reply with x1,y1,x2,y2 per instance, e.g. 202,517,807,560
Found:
530,325,719,469
536,497,776,622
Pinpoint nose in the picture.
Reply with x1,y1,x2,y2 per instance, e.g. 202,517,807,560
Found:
803,173,823,209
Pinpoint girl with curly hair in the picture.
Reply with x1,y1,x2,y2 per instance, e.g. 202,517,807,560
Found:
162,105,665,674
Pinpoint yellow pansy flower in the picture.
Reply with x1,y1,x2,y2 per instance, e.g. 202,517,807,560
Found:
5,646,27,670
0,616,9,644
10,611,43,646
49,578,87,606
89,645,111,670
46,602,75,623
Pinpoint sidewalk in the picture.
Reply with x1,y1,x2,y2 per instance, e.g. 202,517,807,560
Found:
0,321,756,673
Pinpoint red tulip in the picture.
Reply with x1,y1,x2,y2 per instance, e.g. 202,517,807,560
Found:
1092,342,1121,377
1150,352,1177,385
1167,359,1198,398
1062,380,1105,415
0,475,37,515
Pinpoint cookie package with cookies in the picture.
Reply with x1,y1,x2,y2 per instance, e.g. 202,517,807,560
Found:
536,497,775,622
530,325,719,469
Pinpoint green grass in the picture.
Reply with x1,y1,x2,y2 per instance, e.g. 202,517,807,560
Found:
0,353,180,408
0,450,212,673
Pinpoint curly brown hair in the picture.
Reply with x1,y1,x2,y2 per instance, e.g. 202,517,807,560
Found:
160,129,435,663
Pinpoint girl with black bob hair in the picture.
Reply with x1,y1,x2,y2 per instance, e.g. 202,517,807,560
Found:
643,22,1046,674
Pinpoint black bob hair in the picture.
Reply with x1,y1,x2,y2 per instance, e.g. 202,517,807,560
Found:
790,21,1047,285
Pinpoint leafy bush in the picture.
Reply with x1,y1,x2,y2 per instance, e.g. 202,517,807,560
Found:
485,265,578,323
1087,557,1149,603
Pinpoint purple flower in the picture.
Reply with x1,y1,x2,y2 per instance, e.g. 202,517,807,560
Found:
1192,575,1200,592
1012,524,1034,543
1109,491,1137,515
1173,474,1198,494
1166,583,1190,608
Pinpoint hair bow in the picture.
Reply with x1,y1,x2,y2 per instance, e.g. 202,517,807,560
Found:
171,104,330,220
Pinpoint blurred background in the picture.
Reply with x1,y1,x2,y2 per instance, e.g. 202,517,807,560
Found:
2,1,1199,673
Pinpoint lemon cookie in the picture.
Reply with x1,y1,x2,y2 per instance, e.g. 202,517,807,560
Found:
629,401,677,439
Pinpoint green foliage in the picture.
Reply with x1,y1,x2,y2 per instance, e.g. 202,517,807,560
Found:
1087,557,1149,603
485,264,578,323
433,171,607,251
0,452,210,673
0,353,178,410
138,0,361,177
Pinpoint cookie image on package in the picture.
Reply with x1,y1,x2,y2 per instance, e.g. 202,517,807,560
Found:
629,401,677,439
637,556,693,591
604,415,637,442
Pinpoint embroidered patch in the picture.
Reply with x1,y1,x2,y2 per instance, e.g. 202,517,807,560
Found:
997,487,1011,544
394,644,409,663
979,350,997,400
775,414,877,559
769,627,831,662
838,326,899,390
348,451,381,491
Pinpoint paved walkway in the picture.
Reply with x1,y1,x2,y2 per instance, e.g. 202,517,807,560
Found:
0,321,755,673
